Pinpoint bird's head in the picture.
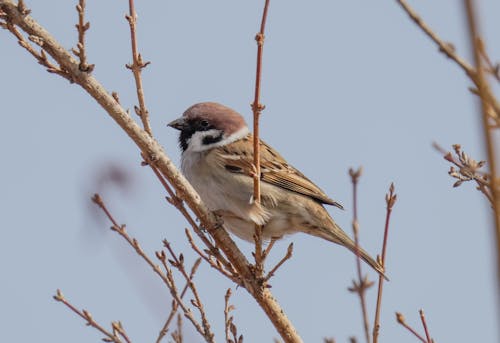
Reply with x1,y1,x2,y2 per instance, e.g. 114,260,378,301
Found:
168,102,249,153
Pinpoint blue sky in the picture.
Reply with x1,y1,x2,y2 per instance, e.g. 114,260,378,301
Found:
1,1,498,342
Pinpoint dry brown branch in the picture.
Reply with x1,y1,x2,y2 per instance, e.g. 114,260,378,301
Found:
348,167,372,343
395,0,500,126
433,143,493,203
0,2,301,341
125,0,152,136
224,289,244,343
372,183,396,343
3,20,70,80
395,312,427,343
419,309,432,343
53,289,129,343
264,243,293,282
163,242,215,342
156,258,201,343
463,0,500,296
251,0,271,278
71,0,94,72
171,314,183,343
91,194,214,343
185,229,240,283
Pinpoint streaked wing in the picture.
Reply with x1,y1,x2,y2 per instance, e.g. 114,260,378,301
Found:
215,134,343,208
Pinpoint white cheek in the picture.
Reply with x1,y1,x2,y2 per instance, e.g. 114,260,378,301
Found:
186,129,222,152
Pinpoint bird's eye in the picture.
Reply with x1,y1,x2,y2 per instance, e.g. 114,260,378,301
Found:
200,120,209,128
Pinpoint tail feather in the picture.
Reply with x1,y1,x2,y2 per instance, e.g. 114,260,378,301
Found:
313,224,389,281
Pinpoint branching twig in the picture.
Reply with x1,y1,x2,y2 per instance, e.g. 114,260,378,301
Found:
348,167,372,343
171,314,183,343
251,0,271,278
419,309,432,343
224,289,243,343
125,0,152,136
395,0,500,125
185,229,240,283
3,20,70,80
53,289,129,343
264,243,293,282
156,258,201,343
395,312,427,343
163,241,215,343
71,0,94,72
372,183,397,343
433,143,493,203
91,194,213,343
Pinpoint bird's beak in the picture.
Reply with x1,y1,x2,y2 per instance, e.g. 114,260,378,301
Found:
167,117,187,130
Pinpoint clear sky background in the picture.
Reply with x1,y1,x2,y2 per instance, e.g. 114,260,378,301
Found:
1,1,499,342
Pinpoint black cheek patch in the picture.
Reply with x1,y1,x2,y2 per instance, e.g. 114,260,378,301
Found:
202,132,223,146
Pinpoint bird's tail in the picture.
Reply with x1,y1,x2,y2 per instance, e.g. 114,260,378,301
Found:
314,224,389,281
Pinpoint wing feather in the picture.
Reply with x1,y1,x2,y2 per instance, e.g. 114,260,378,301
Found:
214,134,343,208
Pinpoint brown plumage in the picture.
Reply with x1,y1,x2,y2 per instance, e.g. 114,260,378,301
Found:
168,102,387,279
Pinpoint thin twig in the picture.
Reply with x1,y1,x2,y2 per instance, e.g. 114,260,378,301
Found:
72,0,94,72
419,309,432,343
125,0,152,136
185,229,240,283
53,289,125,343
156,259,202,343
348,167,371,343
91,194,212,342
171,314,183,343
224,289,243,343
4,21,70,80
463,0,500,299
163,242,215,343
262,237,278,260
395,0,500,125
433,143,493,204
395,312,427,343
372,183,397,343
264,243,293,282
251,0,271,278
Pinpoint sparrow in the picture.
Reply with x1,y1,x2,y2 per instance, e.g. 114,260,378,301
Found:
168,102,385,277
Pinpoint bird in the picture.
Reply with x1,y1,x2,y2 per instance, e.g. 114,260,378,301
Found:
168,102,386,278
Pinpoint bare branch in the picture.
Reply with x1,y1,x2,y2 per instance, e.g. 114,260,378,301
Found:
91,194,213,343
53,289,128,343
224,289,243,343
395,312,427,343
433,143,493,203
125,0,152,136
395,0,500,125
463,0,500,297
163,241,215,343
156,258,201,343
419,309,432,343
264,243,293,282
372,183,397,343
72,0,94,72
348,167,371,343
251,0,271,278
